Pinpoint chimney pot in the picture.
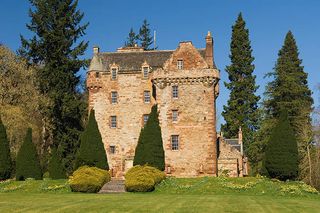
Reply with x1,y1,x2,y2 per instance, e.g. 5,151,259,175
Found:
93,46,100,54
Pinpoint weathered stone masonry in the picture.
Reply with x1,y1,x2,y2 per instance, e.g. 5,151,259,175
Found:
87,32,245,178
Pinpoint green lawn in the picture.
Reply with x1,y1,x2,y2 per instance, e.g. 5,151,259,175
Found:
0,177,319,213
1,193,320,213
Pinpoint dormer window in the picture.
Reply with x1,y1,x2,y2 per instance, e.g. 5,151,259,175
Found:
143,66,149,78
111,68,117,80
177,60,183,70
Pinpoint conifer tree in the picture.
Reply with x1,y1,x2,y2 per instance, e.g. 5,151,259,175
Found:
264,31,313,180
133,105,165,171
19,0,88,174
265,110,299,180
124,28,138,47
133,128,145,167
0,116,11,180
221,13,260,153
16,128,42,180
138,19,154,50
75,110,108,170
48,147,66,179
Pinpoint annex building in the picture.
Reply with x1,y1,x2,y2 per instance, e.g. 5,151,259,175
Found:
87,32,248,178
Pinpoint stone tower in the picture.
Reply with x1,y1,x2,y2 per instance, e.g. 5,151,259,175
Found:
87,32,220,177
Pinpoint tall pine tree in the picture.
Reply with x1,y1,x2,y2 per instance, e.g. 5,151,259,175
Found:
124,28,138,47
75,110,108,170
264,31,313,181
221,13,260,153
265,110,299,180
0,116,11,180
133,105,165,171
19,0,88,174
138,19,155,50
16,128,42,180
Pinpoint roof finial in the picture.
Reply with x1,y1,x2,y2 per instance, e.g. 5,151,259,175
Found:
207,31,211,37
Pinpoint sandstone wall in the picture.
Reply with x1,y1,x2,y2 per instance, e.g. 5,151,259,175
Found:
154,80,217,177
87,71,154,177
218,139,243,177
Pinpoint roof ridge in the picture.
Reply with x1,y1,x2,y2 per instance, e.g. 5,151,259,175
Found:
99,50,175,54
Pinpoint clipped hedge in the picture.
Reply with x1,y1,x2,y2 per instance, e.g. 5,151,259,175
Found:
69,166,110,193
125,165,165,192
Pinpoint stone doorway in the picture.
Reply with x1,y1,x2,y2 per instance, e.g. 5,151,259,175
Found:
124,157,134,173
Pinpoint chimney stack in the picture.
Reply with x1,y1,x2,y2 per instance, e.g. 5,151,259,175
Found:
205,31,214,68
93,46,100,54
238,127,243,156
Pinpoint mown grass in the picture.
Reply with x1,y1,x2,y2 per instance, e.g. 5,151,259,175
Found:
0,177,319,213
155,176,319,197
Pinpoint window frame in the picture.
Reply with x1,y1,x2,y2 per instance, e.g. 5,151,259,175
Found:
172,85,179,99
171,135,179,151
177,60,183,70
172,110,178,122
111,91,118,104
143,114,149,126
143,66,149,78
144,90,151,103
110,116,117,128
111,68,117,80
110,145,116,154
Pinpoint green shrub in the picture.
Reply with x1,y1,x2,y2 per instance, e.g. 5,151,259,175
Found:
74,110,109,170
0,116,11,180
125,165,165,192
16,128,42,180
69,166,110,193
48,148,66,179
133,105,165,171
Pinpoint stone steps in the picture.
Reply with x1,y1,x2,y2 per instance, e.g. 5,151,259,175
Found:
99,179,126,193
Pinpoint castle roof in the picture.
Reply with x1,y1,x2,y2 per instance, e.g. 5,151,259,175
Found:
90,48,207,72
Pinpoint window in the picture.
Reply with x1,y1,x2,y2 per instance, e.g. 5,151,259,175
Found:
111,68,117,80
171,135,179,150
111,91,117,104
177,60,183,70
95,72,100,78
143,114,149,125
144,91,151,103
172,110,178,122
110,116,117,128
110,146,116,154
143,67,149,78
172,86,178,98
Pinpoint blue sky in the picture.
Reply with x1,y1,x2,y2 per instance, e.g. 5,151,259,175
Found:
0,0,319,127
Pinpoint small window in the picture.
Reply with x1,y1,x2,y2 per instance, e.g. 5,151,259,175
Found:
143,114,149,125
172,110,178,122
111,91,118,104
143,67,149,78
172,86,178,98
110,116,117,128
171,135,179,150
177,60,183,70
144,91,151,103
110,146,116,154
95,72,100,78
111,68,117,80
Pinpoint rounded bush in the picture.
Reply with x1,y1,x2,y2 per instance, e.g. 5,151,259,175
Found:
69,166,110,193
125,165,165,192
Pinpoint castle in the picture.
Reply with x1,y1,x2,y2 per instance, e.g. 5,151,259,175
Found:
87,32,247,178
